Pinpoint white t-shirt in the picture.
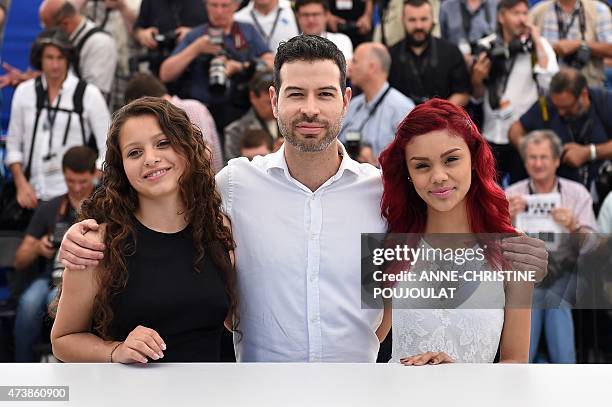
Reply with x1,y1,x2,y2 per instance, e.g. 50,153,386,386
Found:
234,0,299,53
323,31,354,61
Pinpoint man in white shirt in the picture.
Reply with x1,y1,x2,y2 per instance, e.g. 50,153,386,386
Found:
471,0,558,185
234,0,300,53
40,0,118,99
5,28,110,207
295,0,354,62
58,34,549,363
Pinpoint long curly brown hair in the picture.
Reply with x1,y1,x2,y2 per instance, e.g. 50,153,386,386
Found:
80,97,237,339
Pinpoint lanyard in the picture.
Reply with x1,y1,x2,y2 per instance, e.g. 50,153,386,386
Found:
250,7,282,48
400,38,438,101
459,0,491,41
555,1,586,40
44,92,63,159
342,86,392,134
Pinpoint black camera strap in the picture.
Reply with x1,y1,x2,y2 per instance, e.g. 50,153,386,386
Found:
400,37,438,100
44,92,63,160
341,86,392,135
460,0,492,41
250,7,282,48
555,0,586,40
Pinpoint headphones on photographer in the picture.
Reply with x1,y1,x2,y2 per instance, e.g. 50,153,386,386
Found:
29,28,74,70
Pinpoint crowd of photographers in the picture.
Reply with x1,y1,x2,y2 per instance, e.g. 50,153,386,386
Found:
0,0,611,362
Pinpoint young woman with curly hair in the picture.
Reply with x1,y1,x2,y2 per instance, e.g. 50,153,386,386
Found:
51,97,237,363
378,98,532,365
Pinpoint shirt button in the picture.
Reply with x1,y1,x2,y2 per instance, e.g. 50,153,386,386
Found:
310,233,317,240
309,274,316,282
310,315,319,323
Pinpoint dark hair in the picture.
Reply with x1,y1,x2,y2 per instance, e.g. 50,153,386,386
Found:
248,70,274,97
550,68,588,99
274,35,347,93
497,0,529,11
62,146,97,173
240,129,273,151
403,0,431,8
57,97,238,339
29,28,73,70
294,0,329,13
125,73,168,103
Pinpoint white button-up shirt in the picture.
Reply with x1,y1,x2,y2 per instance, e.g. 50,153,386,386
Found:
5,73,110,201
216,142,386,362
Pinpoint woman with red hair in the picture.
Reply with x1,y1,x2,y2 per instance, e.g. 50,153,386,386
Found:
378,98,531,364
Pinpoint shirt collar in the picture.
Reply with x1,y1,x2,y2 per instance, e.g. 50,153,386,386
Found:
265,141,362,179
556,0,581,14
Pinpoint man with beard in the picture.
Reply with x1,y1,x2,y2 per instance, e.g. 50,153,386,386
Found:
58,35,550,363
388,0,471,106
471,0,558,185
509,68,612,192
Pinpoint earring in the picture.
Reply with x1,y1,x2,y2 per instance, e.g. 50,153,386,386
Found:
407,176,412,182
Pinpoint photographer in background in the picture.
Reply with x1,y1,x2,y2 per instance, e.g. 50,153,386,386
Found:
509,68,612,198
159,0,274,135
471,0,558,185
12,146,97,362
439,0,498,64
326,0,374,48
133,0,207,76
530,0,612,88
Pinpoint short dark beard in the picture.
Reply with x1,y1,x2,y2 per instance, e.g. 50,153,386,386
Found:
405,30,431,48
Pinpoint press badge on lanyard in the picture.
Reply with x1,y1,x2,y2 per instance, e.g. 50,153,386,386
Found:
336,0,353,10
495,99,514,121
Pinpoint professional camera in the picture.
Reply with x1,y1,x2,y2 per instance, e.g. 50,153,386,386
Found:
154,30,179,56
129,30,179,75
337,20,359,33
563,43,591,70
49,220,71,250
208,28,227,94
472,33,533,61
471,34,507,60
344,131,362,160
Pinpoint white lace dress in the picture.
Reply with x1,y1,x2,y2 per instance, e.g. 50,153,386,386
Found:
389,243,506,363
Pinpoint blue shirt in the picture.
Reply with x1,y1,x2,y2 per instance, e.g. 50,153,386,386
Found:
339,83,415,157
439,0,498,47
519,87,612,185
172,22,270,104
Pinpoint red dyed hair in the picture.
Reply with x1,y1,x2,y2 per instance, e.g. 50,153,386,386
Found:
379,98,515,234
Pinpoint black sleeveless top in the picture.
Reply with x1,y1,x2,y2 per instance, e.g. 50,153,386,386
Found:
108,218,229,362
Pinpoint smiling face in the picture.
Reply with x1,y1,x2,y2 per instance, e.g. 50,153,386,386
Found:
405,129,472,215
270,59,350,153
119,115,186,201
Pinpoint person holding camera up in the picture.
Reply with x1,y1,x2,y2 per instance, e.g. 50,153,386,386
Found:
12,146,97,362
388,0,471,107
530,0,612,88
159,0,274,135
471,0,558,185
439,0,498,65
133,0,208,76
509,68,612,196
